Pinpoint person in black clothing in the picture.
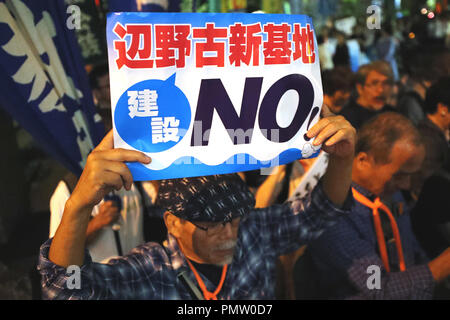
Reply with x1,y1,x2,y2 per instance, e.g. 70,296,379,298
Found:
411,173,450,260
410,77,450,299
397,52,434,126
410,172,450,299
340,61,395,129
411,77,450,196
89,63,112,132
332,31,350,68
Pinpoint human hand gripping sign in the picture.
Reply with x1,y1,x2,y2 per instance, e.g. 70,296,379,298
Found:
301,104,356,208
49,131,151,268
305,105,356,160
69,130,152,211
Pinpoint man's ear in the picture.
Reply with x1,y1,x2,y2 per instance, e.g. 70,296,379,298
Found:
163,212,182,238
354,152,372,172
356,83,364,97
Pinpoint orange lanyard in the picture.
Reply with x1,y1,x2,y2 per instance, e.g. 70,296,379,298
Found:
185,258,228,300
352,188,406,272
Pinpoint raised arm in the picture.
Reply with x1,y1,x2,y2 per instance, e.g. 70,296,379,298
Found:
305,105,356,207
48,131,151,267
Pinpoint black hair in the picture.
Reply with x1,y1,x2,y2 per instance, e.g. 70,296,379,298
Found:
89,63,109,90
322,66,354,95
424,77,450,115
317,35,324,45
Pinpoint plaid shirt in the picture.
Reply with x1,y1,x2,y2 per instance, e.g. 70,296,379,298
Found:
306,183,435,300
38,182,350,300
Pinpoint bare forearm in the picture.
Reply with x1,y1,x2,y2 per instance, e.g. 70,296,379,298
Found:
322,154,353,207
49,198,92,267
85,218,102,245
47,131,151,267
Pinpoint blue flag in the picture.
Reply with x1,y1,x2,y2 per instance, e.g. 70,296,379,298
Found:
0,0,105,175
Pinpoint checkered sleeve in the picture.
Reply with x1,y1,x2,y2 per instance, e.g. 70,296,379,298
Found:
38,238,99,300
260,180,352,256
38,238,175,300
347,258,434,300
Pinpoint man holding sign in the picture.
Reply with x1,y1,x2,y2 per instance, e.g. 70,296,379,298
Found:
38,13,356,300
38,104,356,299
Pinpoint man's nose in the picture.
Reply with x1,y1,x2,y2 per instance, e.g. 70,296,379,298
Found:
376,85,385,94
220,222,234,240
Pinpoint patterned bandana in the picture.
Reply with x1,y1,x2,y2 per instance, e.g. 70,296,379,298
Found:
157,174,255,222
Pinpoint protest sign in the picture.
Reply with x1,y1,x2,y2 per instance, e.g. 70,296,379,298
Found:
106,12,323,180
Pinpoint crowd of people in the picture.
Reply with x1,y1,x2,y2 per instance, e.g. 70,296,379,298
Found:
36,18,450,300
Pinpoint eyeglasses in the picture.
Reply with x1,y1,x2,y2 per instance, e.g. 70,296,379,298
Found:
190,216,242,236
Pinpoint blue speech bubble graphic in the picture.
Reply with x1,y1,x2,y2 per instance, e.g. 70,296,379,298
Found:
114,74,191,153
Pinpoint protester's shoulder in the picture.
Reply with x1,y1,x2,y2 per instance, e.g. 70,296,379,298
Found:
131,241,166,256
244,204,291,225
307,210,360,251
248,205,282,218
309,199,376,256
332,192,372,228
115,241,171,268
